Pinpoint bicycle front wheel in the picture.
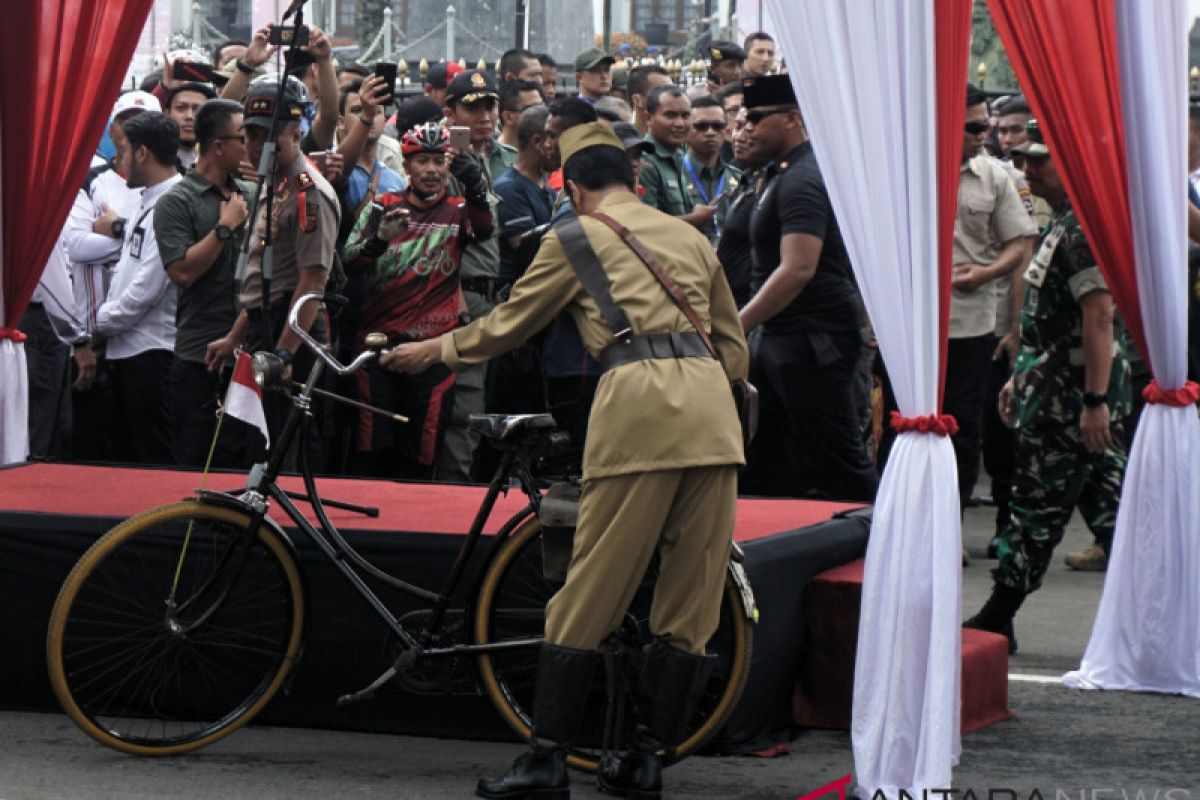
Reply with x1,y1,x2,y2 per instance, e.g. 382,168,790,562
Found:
47,501,305,756
474,517,753,773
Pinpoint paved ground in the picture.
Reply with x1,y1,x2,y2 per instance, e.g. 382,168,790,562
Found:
2,504,1197,799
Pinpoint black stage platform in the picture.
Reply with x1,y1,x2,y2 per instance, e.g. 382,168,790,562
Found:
0,462,870,754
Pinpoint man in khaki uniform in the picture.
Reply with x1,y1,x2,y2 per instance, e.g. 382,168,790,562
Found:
879,84,1035,560
939,85,1035,517
384,123,747,800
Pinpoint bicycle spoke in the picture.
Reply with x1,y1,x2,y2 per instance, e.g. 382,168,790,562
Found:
50,504,302,753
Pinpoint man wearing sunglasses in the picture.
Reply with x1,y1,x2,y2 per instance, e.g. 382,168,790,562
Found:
156,98,253,467
738,75,877,501
684,96,738,245
934,85,1036,541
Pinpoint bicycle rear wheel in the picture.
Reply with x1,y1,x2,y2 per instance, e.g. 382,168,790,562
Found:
473,517,753,773
47,501,305,755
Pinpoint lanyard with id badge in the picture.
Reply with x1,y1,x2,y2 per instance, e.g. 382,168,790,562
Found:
127,206,155,260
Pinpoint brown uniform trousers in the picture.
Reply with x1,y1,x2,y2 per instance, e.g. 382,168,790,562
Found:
545,465,737,654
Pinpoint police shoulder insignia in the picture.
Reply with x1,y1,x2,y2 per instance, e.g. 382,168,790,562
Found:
295,170,314,190
299,191,318,233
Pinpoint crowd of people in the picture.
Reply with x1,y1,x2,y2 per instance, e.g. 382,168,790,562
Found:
18,18,1200,800
20,25,1200,592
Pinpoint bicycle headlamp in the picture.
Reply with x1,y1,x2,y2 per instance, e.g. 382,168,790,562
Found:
251,351,286,389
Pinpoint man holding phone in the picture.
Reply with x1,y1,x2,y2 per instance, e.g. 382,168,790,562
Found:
337,76,405,216
340,122,493,478
437,69,512,481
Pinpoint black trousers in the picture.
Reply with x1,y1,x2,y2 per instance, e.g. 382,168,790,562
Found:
169,357,254,469
741,329,878,502
243,304,327,471
981,343,1015,535
71,356,119,461
877,333,994,510
19,304,71,459
110,349,175,465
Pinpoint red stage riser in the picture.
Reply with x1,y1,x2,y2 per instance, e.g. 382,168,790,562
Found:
793,559,1012,733
0,463,862,540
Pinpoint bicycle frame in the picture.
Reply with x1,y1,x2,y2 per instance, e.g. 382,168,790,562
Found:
211,294,547,669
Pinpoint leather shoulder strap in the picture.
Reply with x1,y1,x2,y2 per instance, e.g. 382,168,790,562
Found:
589,211,718,360
556,216,632,338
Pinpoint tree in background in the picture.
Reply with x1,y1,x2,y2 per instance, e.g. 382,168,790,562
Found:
971,0,1017,91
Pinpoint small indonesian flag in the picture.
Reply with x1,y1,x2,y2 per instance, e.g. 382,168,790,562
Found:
224,350,270,447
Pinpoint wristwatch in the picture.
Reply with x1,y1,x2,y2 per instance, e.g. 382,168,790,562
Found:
215,224,234,241
234,58,256,75
274,348,294,364
1082,391,1107,409
110,218,126,239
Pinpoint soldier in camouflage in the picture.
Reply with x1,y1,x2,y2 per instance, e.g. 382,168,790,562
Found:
965,120,1130,654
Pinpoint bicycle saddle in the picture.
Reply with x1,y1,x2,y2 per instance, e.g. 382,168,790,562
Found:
468,413,557,440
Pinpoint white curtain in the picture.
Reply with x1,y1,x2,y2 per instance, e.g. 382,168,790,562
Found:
0,111,30,466
765,1,963,794
1063,0,1200,697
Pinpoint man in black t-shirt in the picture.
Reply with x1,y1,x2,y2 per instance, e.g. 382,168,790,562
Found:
739,76,877,501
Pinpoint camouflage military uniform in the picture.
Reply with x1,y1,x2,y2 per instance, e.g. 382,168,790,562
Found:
994,202,1131,593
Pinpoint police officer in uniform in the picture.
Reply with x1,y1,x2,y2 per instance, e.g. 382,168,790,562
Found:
965,120,1130,653
210,77,340,458
384,123,748,800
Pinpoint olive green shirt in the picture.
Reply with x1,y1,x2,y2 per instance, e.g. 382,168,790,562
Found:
639,135,692,218
449,138,512,285
153,168,254,364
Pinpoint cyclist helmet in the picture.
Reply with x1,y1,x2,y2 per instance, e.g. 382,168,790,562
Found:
401,122,450,156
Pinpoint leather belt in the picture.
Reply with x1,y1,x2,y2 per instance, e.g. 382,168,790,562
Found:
461,276,510,298
599,330,714,371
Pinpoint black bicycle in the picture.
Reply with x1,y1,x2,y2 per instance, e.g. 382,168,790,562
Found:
45,293,756,771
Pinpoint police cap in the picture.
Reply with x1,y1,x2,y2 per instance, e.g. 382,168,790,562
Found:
242,76,311,128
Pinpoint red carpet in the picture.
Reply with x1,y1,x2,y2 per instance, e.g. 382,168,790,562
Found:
793,558,1012,733
0,463,863,541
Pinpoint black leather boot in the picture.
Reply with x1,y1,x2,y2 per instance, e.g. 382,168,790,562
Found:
964,583,1026,655
597,641,714,800
476,643,596,800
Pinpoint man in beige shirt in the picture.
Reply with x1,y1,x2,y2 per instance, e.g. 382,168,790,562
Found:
384,123,747,800
945,85,1037,524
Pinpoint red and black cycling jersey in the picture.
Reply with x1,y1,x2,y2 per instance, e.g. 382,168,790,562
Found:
344,189,493,343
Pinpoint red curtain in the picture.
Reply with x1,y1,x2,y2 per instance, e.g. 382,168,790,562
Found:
935,0,974,409
986,0,1148,364
0,0,154,329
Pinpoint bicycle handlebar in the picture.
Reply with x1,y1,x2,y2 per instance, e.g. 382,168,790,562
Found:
287,292,384,377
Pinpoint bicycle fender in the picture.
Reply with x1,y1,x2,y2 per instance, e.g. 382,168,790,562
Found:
194,490,313,654
727,559,759,624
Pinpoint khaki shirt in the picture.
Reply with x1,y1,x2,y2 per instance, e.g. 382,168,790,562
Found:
240,154,339,309
441,191,748,479
951,155,1037,338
